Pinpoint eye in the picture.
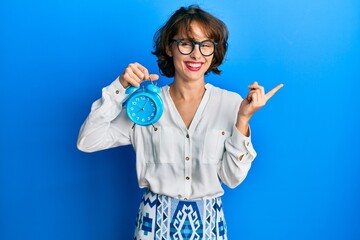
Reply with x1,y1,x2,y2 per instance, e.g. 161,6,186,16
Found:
201,41,213,48
180,39,192,47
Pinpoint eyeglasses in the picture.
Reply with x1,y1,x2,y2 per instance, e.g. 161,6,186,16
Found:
172,38,218,56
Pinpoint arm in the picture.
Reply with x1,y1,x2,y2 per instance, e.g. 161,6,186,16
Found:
76,77,133,152
77,63,160,153
218,126,257,188
218,81,283,188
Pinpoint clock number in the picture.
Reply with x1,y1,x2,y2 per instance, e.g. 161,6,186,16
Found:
126,88,162,126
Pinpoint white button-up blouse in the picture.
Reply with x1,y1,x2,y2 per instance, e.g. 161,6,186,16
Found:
77,77,257,200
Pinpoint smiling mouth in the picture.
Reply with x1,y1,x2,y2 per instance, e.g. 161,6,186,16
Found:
185,62,203,71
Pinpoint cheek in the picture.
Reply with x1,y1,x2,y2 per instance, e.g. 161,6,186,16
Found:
172,52,185,65
206,56,215,67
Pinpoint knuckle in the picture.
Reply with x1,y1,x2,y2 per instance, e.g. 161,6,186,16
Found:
127,64,134,71
129,63,137,69
122,71,128,78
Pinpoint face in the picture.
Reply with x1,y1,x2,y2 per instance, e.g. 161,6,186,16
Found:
167,21,214,83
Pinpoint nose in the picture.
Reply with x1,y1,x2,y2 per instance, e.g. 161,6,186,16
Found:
190,43,202,59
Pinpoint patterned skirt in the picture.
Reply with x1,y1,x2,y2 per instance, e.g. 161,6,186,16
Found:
134,189,227,240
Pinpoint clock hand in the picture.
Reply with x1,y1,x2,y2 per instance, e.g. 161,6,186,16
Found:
138,99,149,112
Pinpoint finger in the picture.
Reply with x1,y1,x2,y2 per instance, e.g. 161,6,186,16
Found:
132,63,160,82
137,63,150,80
129,63,146,81
124,65,141,87
251,91,259,104
253,89,262,104
247,89,259,103
134,62,147,73
149,74,159,81
265,84,284,101
248,81,259,88
134,62,156,81
123,71,141,87
248,82,265,95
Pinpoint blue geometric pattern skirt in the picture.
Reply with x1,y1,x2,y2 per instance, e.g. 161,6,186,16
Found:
134,189,227,240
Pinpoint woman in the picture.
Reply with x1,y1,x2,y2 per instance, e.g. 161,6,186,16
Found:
77,5,283,239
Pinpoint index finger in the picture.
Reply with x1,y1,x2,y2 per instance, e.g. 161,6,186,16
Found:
133,62,149,79
265,84,284,101
135,63,159,81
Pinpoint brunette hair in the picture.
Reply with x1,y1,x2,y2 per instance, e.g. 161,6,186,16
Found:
152,5,229,77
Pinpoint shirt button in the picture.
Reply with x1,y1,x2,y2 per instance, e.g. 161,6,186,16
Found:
222,131,225,135
185,156,190,161
184,198,188,200
115,90,120,94
186,176,190,180
186,134,190,138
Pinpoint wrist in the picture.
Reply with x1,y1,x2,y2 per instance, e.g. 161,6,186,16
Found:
118,76,129,88
237,114,251,124
236,116,250,137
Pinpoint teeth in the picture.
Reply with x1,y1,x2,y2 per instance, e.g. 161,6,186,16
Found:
186,62,201,68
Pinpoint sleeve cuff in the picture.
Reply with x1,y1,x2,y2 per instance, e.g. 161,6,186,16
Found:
105,76,128,104
230,125,256,161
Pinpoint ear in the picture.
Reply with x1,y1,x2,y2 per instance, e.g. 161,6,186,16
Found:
166,45,173,57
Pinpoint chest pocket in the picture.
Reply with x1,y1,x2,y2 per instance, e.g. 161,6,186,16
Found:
202,129,231,164
151,126,176,163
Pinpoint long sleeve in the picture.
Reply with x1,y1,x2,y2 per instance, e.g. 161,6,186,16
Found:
76,82,257,200
77,77,134,153
218,126,257,188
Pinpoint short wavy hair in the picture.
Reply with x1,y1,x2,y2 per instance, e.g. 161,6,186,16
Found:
152,5,229,78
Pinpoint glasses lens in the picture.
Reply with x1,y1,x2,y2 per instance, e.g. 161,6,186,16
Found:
199,40,215,56
176,39,216,56
177,39,193,55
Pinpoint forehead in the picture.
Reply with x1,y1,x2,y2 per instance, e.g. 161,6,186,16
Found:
176,20,212,40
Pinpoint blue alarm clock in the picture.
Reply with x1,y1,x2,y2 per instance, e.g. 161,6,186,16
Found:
124,83,163,126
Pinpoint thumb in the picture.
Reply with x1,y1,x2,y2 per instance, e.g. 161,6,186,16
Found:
149,74,159,81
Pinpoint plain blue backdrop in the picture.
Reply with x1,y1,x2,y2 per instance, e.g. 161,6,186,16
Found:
1,0,359,239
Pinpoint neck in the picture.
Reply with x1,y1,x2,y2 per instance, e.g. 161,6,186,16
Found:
169,79,206,100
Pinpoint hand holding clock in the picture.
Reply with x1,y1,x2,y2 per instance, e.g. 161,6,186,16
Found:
119,62,159,88
119,62,164,127
236,81,284,136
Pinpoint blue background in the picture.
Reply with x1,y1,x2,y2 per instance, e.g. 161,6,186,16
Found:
1,0,359,239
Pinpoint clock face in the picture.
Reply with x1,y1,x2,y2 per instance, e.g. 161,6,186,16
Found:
126,93,162,126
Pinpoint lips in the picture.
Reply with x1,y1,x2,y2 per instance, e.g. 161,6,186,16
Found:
185,61,203,71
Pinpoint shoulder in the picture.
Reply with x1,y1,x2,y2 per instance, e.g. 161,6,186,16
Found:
206,83,243,102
